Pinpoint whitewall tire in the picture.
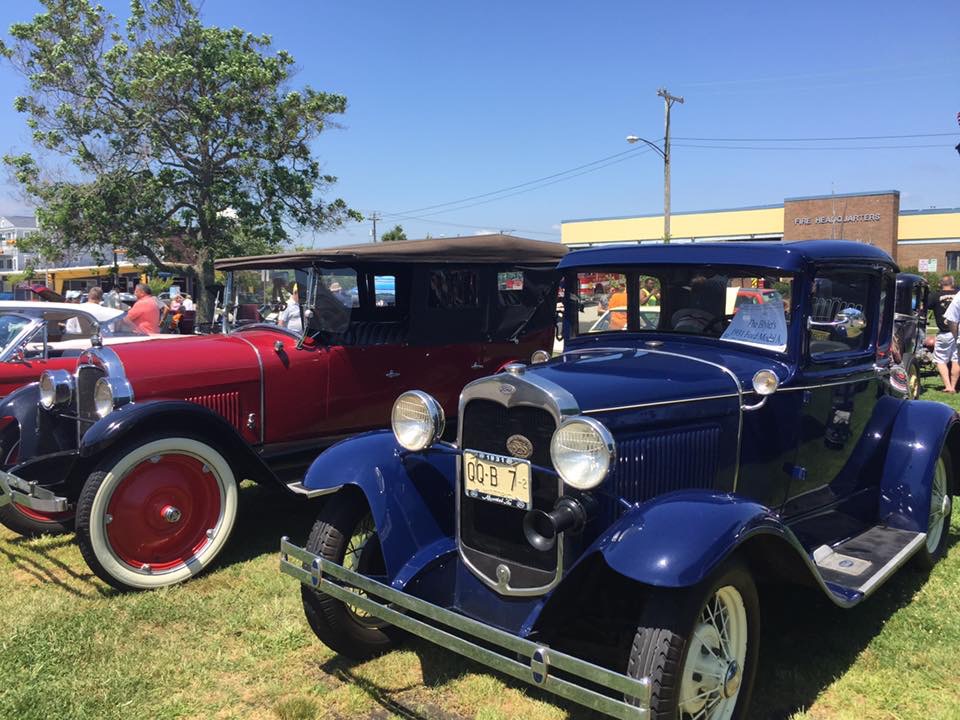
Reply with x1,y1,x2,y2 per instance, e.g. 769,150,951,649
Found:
76,436,238,591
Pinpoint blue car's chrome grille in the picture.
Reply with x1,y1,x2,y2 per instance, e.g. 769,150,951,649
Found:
459,399,558,574
610,424,721,504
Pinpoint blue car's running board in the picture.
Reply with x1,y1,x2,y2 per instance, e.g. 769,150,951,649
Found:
812,526,926,604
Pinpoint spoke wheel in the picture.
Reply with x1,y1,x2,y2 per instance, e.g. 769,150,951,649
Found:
341,513,389,629
908,361,920,399
916,448,953,569
677,587,748,720
301,491,401,660
76,436,238,591
627,561,759,720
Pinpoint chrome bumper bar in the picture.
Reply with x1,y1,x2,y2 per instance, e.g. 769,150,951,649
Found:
280,537,650,719
0,470,70,513
284,481,341,499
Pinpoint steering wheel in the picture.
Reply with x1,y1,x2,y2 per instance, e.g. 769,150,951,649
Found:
703,313,736,334
671,308,714,333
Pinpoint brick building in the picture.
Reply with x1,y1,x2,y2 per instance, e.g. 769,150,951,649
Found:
561,190,960,273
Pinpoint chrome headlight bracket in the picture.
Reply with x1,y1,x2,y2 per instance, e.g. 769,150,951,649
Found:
39,370,75,410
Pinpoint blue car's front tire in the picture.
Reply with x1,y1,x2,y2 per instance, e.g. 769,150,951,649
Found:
627,560,759,720
301,491,401,660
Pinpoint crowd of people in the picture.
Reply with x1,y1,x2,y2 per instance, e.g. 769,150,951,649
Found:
65,283,195,335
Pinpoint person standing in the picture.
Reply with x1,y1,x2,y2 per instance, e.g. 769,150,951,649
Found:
279,288,303,333
607,281,628,330
932,275,960,392
127,283,161,334
64,287,104,335
639,277,660,306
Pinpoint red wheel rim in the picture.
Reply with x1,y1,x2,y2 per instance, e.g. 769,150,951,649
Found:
14,503,74,523
105,452,223,571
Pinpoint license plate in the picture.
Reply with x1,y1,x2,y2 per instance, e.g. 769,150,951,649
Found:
463,449,532,510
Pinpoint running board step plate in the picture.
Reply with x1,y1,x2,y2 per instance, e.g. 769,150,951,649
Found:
813,526,926,598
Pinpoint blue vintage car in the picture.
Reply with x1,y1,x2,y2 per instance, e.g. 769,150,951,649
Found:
280,240,957,719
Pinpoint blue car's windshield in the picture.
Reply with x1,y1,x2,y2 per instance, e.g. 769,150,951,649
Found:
566,265,794,352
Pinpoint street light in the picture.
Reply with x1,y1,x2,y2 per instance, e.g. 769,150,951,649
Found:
626,135,665,158
626,135,671,242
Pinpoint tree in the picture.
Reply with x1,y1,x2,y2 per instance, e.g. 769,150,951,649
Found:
379,224,407,242
1,0,360,320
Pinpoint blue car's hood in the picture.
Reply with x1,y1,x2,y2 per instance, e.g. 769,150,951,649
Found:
529,342,788,413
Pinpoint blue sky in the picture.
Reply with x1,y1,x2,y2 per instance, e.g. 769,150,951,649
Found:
0,0,958,247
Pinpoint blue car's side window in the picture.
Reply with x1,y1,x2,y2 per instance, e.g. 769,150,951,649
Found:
808,271,873,358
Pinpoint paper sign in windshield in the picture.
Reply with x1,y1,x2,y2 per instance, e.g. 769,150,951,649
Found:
720,300,788,352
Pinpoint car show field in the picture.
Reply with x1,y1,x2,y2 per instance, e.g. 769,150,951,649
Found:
0,2,956,719
2,239,959,720
0,456,957,720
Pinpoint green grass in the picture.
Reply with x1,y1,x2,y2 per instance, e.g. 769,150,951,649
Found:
1,381,959,720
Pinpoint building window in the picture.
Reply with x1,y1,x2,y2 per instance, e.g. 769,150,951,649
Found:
946,252,960,272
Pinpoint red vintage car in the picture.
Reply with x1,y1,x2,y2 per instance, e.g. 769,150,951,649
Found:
0,300,188,400
0,236,565,590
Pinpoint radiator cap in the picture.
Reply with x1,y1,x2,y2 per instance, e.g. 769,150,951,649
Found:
504,363,526,376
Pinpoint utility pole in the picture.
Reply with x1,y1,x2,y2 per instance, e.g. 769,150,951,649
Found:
370,212,381,243
657,87,684,243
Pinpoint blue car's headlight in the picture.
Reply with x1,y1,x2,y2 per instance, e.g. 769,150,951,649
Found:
391,391,445,452
550,416,616,490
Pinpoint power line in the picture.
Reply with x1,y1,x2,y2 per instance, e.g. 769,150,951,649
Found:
673,142,948,150
376,212,560,237
674,132,957,142
396,143,659,215
400,147,657,219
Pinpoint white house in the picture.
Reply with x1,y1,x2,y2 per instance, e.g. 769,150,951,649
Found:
0,215,39,272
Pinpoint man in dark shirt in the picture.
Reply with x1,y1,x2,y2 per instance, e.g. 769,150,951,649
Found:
929,275,958,392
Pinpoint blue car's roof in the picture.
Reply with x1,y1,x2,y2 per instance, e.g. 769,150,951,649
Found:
559,240,896,273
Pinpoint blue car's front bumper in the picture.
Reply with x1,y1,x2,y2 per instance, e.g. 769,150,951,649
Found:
280,537,651,719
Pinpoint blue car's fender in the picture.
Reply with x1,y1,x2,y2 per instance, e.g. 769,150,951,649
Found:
302,430,456,579
581,491,797,589
878,399,960,533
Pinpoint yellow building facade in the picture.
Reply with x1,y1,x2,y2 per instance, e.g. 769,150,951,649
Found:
562,190,960,273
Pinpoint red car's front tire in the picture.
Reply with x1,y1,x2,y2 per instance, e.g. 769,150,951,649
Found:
75,434,238,591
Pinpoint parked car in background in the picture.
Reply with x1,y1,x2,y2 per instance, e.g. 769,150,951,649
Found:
282,240,957,720
893,273,929,399
0,301,174,400
0,236,565,589
731,285,784,310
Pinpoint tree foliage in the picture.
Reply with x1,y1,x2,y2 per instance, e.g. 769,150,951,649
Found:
379,224,407,242
2,0,360,318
